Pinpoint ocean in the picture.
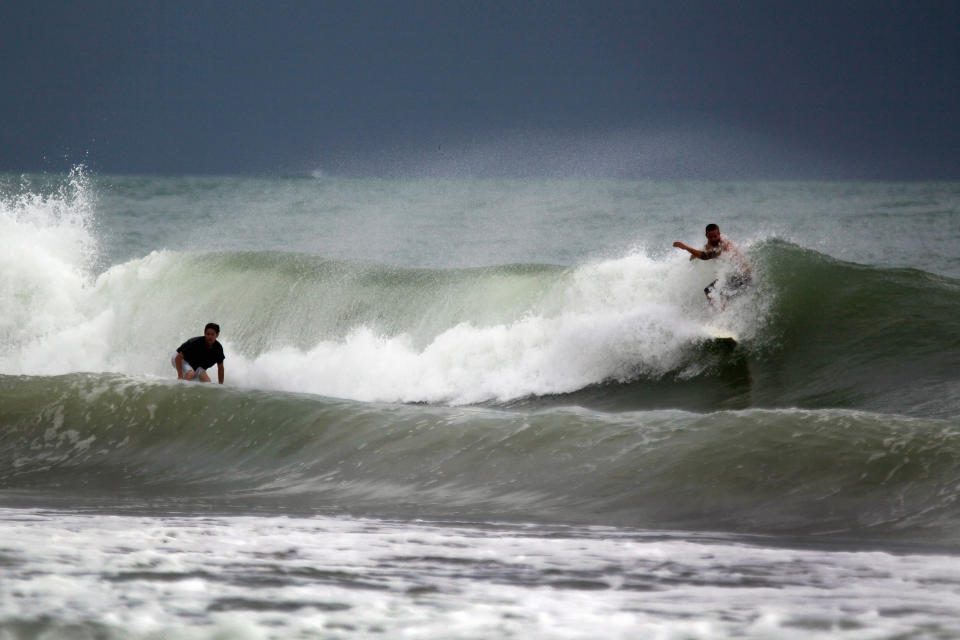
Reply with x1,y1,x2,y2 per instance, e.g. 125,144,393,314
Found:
1,169,959,639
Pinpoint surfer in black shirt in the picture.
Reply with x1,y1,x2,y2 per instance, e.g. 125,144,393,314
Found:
171,323,225,383
673,224,752,309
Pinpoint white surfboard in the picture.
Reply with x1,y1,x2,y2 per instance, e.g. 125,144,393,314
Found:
703,326,738,343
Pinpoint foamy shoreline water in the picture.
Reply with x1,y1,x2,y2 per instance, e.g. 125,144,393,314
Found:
3,509,959,640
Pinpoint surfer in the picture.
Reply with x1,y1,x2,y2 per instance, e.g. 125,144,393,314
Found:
673,224,752,308
171,323,225,384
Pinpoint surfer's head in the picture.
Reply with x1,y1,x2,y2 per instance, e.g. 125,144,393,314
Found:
204,322,220,346
705,223,721,246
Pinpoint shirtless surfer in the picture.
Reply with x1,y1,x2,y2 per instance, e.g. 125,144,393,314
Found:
673,224,752,309
171,323,225,384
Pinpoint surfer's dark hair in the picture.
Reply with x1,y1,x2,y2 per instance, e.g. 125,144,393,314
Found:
205,322,220,334
705,223,719,233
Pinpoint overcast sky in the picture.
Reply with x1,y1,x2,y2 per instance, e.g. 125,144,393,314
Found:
2,1,958,178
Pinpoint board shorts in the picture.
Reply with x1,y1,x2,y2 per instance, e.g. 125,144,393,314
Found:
171,354,207,379
705,272,752,300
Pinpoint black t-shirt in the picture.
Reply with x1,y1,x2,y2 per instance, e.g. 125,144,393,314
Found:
177,336,226,370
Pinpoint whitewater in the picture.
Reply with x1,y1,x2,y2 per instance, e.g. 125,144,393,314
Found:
2,170,960,639
2,171,768,405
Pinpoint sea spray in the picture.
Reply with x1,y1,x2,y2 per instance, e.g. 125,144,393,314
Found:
0,167,99,360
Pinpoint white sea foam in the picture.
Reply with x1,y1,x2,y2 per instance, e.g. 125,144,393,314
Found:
233,253,744,404
1,246,754,404
0,172,766,403
0,222,758,404
0,169,96,354
1,509,957,640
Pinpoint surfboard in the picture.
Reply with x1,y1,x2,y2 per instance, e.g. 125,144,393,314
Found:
703,326,738,345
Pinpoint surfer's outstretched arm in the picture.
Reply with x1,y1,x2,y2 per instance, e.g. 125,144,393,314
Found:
673,241,708,260
217,362,225,385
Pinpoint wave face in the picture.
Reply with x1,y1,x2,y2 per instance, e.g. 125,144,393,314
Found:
2,374,959,541
1,214,957,413
739,241,960,418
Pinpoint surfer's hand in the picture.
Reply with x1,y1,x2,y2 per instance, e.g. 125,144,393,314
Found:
673,242,684,249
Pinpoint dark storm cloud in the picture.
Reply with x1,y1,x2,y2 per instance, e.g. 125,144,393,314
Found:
1,1,958,178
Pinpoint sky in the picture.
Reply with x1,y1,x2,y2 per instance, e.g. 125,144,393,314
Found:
1,0,958,179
